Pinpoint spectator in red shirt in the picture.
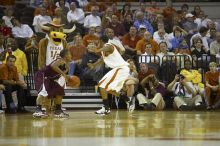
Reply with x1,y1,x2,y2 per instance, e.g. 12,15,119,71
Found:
0,19,11,37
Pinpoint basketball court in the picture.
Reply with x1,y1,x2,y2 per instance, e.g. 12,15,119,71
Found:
1,110,220,146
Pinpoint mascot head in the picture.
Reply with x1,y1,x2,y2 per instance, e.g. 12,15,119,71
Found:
41,18,76,46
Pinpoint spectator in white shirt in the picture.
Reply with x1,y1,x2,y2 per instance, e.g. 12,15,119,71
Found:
84,6,101,29
77,0,88,8
67,2,85,25
2,8,14,28
210,32,220,63
154,28,172,50
32,7,52,33
139,43,158,63
156,42,174,65
56,0,70,10
11,18,34,39
190,26,209,50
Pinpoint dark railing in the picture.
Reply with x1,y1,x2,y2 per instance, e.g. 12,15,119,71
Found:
138,54,217,84
25,51,217,91
25,49,38,91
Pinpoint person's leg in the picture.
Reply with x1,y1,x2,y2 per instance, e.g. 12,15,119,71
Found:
3,84,16,112
205,87,213,108
68,61,76,76
151,93,165,110
194,95,203,105
100,88,109,109
16,85,26,111
213,88,220,109
174,96,191,111
125,84,136,112
95,88,111,115
33,96,50,118
54,95,69,118
136,93,148,106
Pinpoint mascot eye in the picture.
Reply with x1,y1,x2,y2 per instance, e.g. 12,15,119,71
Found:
54,33,57,37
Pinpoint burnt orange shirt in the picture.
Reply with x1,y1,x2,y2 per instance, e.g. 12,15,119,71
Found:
135,38,159,55
0,64,19,82
138,69,155,82
122,33,141,49
205,71,220,86
1,0,15,5
69,44,87,61
83,34,100,47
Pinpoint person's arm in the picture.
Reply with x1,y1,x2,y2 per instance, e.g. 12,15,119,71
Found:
50,59,68,79
26,25,34,38
21,52,28,76
205,73,217,89
182,81,196,96
167,75,179,91
76,9,85,22
0,84,5,90
96,44,114,54
210,42,218,55
87,58,103,69
175,26,188,36
83,16,89,28
38,38,47,70
67,11,73,23
140,75,152,88
3,80,17,85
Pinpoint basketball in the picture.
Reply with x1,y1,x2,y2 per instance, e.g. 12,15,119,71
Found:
67,75,81,88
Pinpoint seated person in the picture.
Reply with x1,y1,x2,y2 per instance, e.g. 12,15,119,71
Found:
180,60,204,96
137,74,166,110
205,62,220,109
0,55,27,113
167,74,203,111
120,59,139,112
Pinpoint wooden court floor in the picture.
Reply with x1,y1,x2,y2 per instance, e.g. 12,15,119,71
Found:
0,110,220,146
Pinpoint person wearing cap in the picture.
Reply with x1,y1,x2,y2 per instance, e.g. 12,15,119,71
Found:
138,24,147,38
182,13,198,35
134,11,154,35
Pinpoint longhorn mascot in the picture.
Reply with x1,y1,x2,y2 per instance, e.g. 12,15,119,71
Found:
33,18,77,118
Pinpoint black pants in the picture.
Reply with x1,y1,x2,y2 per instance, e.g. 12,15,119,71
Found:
3,84,26,110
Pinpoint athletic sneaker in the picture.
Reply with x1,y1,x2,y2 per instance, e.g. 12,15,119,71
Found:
95,106,111,115
54,109,69,118
0,110,4,114
33,106,48,118
127,97,135,113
